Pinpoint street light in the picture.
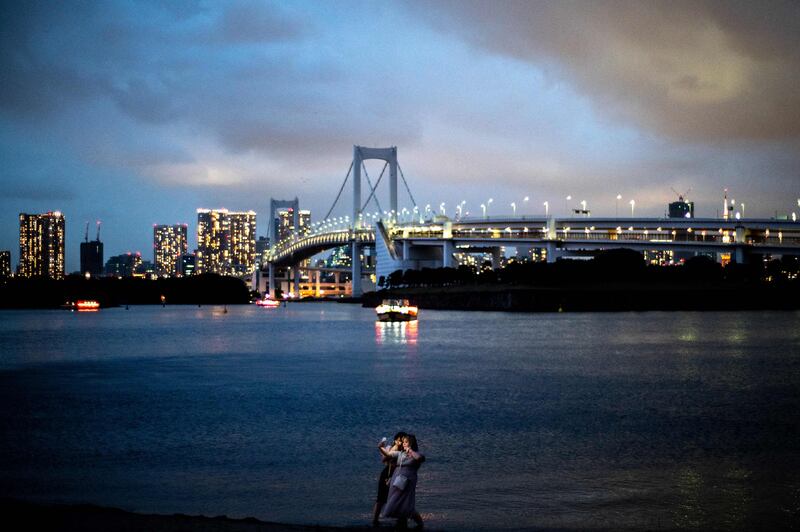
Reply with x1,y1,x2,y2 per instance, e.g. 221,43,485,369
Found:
616,194,622,217
565,195,572,215
481,203,487,219
511,202,516,216
440,202,446,216
740,203,745,218
487,198,494,217
543,201,549,217
580,200,587,217
523,196,529,215
629,199,635,216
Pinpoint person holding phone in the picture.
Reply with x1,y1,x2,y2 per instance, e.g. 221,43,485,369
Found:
373,431,406,527
380,433,425,529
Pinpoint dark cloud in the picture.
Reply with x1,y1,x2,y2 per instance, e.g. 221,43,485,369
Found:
216,1,309,43
410,0,800,141
2,181,76,202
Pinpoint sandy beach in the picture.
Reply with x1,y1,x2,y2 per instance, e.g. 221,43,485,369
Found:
2,498,379,532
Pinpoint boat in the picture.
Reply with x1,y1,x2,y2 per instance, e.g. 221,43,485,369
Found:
61,300,101,312
255,295,280,308
375,299,418,322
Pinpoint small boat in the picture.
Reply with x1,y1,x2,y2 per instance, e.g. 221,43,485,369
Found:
256,295,280,308
375,299,418,322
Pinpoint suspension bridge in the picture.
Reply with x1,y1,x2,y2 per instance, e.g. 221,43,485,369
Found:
266,146,800,298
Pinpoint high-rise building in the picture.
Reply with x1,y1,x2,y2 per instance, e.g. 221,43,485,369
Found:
80,222,104,277
196,209,257,275
229,211,257,274
19,211,65,279
255,236,270,266
154,224,188,277
276,208,311,244
0,250,11,278
196,209,231,275
80,240,104,277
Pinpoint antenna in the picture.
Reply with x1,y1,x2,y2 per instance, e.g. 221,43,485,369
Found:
84,221,89,243
96,220,101,241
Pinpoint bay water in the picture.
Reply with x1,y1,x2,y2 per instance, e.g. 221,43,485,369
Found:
1,304,799,530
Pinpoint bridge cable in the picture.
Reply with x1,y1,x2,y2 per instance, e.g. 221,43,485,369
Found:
397,163,418,211
323,160,354,221
360,160,384,214
360,161,389,212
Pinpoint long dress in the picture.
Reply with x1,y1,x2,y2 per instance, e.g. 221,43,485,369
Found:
381,450,424,519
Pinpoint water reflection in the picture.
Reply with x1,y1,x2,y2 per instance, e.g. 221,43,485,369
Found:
374,320,418,346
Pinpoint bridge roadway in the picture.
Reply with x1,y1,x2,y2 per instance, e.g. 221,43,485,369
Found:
269,216,800,264
266,216,800,295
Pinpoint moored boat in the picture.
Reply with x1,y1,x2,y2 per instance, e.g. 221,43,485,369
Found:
375,299,418,321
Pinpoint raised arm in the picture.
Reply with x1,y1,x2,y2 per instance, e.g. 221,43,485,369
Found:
378,441,400,458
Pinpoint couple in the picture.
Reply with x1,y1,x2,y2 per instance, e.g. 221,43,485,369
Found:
372,431,425,529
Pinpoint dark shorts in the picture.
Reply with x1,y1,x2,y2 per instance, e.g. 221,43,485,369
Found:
376,465,390,503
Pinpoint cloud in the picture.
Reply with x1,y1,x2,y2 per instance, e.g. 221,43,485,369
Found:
409,0,800,141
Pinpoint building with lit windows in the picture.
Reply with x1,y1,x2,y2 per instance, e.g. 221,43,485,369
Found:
196,209,258,275
0,250,11,278
18,211,65,279
105,252,142,277
276,208,311,244
228,211,257,274
196,209,231,275
154,224,188,277
180,253,196,276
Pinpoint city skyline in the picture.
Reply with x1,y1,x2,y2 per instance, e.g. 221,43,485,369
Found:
2,1,799,272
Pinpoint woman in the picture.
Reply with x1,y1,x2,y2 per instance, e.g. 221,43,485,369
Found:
373,432,406,527
380,433,425,529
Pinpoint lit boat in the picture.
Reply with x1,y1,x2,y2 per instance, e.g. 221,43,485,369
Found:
375,299,418,322
256,295,280,308
62,300,101,311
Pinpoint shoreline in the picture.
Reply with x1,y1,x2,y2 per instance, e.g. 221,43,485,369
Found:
1,498,375,532
362,283,800,312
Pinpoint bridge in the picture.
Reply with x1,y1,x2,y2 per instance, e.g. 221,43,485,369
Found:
267,146,800,297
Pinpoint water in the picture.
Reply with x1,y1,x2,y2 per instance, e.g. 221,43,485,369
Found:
1,304,799,530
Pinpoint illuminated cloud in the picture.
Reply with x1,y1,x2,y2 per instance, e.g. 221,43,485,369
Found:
410,0,800,141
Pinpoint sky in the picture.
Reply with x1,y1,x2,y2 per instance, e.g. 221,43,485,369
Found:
1,0,799,272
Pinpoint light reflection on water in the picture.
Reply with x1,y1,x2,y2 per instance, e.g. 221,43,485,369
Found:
0,305,799,530
374,320,419,346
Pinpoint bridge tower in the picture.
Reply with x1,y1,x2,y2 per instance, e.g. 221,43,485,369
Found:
352,146,398,227
351,146,398,297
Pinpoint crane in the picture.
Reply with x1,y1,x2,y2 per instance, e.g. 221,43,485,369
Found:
671,187,692,202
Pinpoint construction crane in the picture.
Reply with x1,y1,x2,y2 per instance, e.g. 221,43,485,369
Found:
671,187,692,202
96,220,101,241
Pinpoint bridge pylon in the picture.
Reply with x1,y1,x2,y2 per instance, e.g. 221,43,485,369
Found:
351,146,397,297
353,146,398,228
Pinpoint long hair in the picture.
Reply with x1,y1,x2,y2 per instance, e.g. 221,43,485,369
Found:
393,431,407,441
404,433,419,452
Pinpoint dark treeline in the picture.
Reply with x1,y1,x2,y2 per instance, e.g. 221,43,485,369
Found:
379,249,799,289
0,274,251,309
367,249,800,312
